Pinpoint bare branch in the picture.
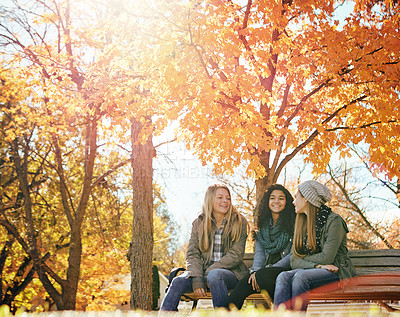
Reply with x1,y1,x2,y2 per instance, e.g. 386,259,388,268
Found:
154,138,177,149
326,119,398,132
91,158,131,189
328,165,394,249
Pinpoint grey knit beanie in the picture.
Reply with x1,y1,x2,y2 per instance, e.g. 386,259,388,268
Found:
298,180,332,208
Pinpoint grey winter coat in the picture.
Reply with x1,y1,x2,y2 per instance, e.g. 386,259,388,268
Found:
186,212,249,290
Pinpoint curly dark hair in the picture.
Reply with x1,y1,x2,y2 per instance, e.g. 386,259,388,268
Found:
255,184,296,235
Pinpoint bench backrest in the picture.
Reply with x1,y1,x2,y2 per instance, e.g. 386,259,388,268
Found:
243,249,400,276
348,249,400,275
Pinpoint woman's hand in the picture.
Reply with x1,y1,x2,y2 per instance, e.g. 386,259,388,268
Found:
248,272,260,292
194,287,206,297
317,264,339,273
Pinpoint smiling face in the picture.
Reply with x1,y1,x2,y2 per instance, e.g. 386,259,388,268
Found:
212,187,231,217
293,190,308,214
269,189,286,214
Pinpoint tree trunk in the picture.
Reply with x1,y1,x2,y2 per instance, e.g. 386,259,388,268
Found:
10,138,66,309
129,118,154,310
254,172,275,225
62,119,98,310
253,150,276,222
255,177,270,205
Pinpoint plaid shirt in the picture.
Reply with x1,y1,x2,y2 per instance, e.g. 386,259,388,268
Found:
210,218,226,263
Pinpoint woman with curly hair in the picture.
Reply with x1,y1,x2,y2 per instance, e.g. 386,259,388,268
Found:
223,184,296,309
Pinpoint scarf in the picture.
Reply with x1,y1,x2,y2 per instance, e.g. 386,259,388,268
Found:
302,205,332,255
258,219,290,255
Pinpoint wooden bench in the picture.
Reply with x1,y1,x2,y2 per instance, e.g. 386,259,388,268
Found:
174,249,400,311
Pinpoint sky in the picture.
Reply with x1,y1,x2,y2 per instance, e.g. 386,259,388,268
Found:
153,139,218,242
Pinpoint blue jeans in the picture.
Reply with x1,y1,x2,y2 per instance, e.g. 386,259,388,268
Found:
160,269,238,311
207,268,238,307
274,268,339,311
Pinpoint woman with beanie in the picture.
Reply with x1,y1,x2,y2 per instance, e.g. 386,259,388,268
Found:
273,180,356,311
223,184,296,310
160,184,248,311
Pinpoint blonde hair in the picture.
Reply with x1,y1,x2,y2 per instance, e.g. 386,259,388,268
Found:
199,184,244,253
292,201,319,258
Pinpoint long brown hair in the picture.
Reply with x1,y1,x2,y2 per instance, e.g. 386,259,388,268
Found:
199,184,245,253
292,201,319,258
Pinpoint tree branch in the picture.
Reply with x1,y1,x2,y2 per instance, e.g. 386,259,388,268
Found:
274,94,367,178
328,165,394,249
326,119,398,132
91,158,131,189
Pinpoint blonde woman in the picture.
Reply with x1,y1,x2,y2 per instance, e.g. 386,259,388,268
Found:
274,180,356,311
160,184,248,311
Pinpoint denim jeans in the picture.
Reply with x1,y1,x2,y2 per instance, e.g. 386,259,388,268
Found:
159,269,238,311
207,268,238,307
274,268,339,311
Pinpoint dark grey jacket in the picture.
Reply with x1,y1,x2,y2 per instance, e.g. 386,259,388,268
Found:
290,212,357,280
186,212,249,290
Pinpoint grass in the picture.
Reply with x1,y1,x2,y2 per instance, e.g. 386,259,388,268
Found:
1,304,400,317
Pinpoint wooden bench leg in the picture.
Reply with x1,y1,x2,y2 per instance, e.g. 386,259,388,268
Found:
377,301,398,312
191,299,198,311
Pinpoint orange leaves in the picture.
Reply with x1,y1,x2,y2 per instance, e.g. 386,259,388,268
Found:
162,0,400,183
354,0,398,12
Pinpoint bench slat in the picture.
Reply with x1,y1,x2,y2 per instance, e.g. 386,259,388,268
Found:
345,273,400,286
356,267,400,275
351,257,400,267
348,249,400,257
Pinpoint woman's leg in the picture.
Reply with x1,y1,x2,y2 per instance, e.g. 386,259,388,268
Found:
255,266,289,300
273,269,301,310
223,273,255,310
207,269,238,308
274,269,339,311
159,272,193,311
224,266,289,310
290,268,339,311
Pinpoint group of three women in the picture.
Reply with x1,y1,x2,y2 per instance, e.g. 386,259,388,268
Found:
160,181,356,312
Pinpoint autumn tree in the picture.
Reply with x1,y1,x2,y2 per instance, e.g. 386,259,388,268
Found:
0,61,57,311
0,0,150,310
77,172,179,310
99,1,183,309
0,84,37,311
0,3,107,307
0,230,39,312
0,56,103,310
1,0,183,310
156,0,400,211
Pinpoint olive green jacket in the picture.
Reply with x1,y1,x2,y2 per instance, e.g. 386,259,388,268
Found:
186,212,249,290
290,212,357,280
